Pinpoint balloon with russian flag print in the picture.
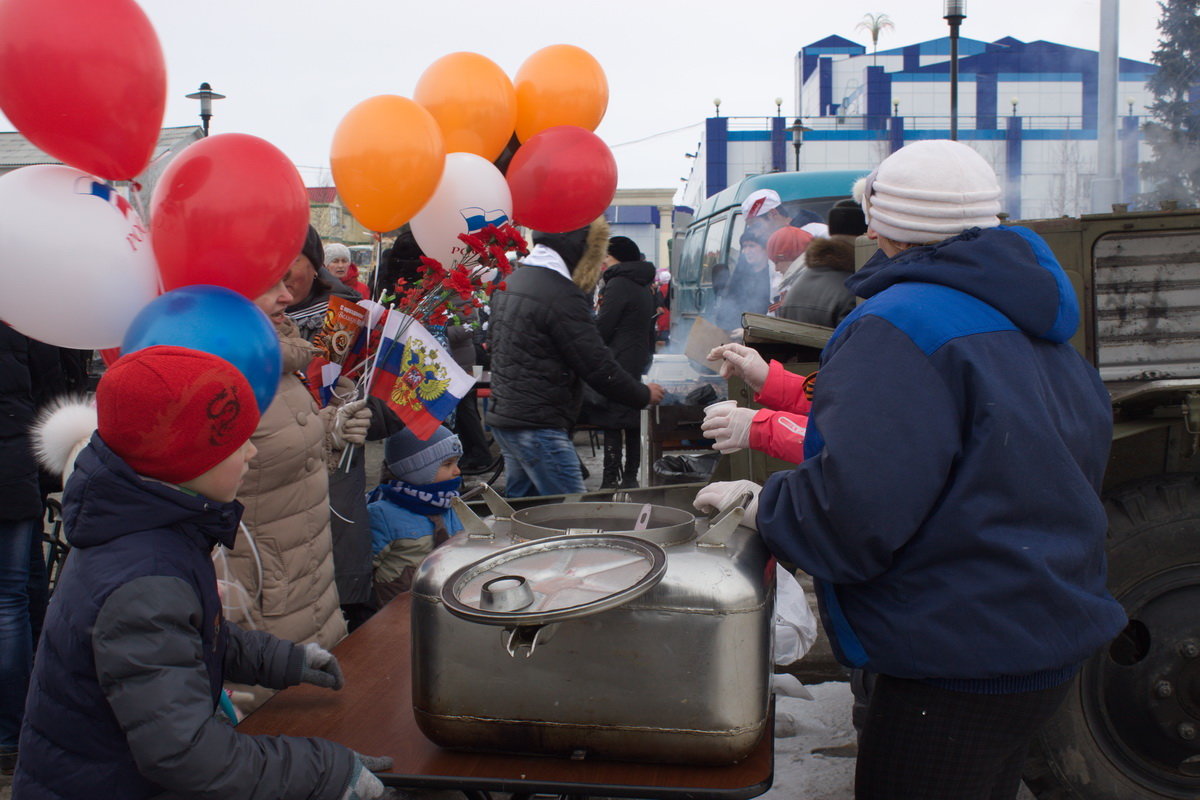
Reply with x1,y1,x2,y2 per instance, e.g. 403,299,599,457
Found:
0,165,158,349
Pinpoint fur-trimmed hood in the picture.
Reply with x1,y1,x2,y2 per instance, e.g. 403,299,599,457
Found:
570,217,610,295
530,217,610,295
804,237,856,273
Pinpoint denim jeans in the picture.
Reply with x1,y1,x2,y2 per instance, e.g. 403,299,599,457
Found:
0,517,47,752
491,427,586,498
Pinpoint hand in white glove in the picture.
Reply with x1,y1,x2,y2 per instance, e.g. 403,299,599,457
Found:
693,479,762,530
333,399,372,448
340,751,393,800
701,405,756,453
707,343,769,394
299,642,344,690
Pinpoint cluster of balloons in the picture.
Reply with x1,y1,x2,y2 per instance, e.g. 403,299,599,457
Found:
331,44,618,264
0,0,288,409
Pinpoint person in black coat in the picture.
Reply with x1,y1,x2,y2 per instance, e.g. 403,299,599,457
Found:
0,322,65,771
590,236,657,488
485,219,664,497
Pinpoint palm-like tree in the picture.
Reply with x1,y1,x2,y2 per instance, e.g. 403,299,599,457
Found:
856,13,895,66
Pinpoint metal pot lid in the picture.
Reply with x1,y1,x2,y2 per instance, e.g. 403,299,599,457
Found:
440,534,668,626
509,501,697,546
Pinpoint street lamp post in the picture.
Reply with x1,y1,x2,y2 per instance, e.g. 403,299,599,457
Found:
944,0,967,141
790,119,811,171
185,82,226,137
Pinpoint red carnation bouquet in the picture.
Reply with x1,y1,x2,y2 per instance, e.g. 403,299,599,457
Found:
391,223,527,328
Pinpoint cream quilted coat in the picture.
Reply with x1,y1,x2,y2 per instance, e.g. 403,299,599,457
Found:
220,317,348,713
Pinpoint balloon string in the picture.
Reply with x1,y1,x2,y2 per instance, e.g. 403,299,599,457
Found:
370,232,383,299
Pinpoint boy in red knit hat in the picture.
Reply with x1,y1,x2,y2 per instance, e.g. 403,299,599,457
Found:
15,346,392,800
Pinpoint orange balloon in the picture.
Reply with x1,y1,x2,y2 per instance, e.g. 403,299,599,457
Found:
330,95,445,232
514,44,609,143
415,52,517,162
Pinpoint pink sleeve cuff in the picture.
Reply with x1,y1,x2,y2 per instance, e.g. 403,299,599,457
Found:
755,360,813,415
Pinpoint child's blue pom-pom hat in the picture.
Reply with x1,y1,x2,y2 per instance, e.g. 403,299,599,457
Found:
384,425,462,485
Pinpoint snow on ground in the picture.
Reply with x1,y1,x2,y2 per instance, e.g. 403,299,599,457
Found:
766,682,858,800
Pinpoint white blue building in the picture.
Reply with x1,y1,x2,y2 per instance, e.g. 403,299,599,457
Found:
683,34,1158,220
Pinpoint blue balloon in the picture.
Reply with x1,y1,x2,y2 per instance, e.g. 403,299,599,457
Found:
122,285,283,413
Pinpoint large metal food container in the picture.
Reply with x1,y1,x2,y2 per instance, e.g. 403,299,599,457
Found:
410,487,775,765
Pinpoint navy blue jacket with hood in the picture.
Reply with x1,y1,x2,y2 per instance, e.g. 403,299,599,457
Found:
758,225,1126,692
16,434,354,800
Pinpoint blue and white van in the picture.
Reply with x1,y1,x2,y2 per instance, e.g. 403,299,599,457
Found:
672,170,866,326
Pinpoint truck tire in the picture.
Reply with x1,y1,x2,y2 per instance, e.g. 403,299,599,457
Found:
1025,474,1200,799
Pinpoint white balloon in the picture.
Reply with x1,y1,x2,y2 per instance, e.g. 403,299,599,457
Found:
0,165,159,348
410,152,513,270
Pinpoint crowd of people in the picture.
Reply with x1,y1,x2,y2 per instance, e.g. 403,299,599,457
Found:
0,139,1124,800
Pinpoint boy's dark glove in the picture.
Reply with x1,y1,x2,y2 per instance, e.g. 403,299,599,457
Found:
299,642,344,690
340,752,393,800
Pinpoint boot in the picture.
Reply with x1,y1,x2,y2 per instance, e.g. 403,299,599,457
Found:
601,430,623,489
620,429,640,488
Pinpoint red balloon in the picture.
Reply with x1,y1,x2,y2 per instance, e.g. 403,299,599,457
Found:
506,126,617,233
0,0,166,180
151,134,310,299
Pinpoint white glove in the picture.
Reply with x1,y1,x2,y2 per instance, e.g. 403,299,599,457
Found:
693,479,761,530
701,405,756,453
333,399,371,448
707,343,769,393
339,752,392,800
299,642,344,690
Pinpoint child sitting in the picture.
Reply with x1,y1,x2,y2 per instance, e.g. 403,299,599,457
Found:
368,425,463,606
15,346,390,800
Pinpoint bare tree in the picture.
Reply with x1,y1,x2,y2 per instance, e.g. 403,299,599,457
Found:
856,13,896,66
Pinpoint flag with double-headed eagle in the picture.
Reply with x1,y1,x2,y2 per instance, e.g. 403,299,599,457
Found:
368,312,475,440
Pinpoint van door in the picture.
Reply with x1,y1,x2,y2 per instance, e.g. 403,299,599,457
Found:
698,214,729,317
675,223,707,319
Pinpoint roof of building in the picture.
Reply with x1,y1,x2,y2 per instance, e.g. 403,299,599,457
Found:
801,34,865,54
307,186,338,203
0,125,203,169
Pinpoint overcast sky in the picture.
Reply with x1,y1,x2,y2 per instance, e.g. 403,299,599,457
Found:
1,0,1165,193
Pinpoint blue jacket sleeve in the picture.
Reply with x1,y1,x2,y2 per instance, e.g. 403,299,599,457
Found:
758,314,962,584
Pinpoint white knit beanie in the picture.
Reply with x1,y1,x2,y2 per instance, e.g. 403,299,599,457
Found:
324,242,351,265
854,140,1001,244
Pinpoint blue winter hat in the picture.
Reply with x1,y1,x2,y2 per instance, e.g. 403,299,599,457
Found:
384,425,462,485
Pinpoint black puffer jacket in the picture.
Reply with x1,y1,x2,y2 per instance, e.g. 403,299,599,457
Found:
586,260,657,429
486,264,651,431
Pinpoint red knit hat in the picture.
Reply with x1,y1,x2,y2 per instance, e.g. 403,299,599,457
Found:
96,345,260,484
767,226,815,265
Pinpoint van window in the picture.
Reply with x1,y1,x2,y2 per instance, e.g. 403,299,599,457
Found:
678,225,706,286
727,212,746,273
701,215,728,287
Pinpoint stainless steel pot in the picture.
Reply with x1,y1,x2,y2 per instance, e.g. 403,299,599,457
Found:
410,486,774,765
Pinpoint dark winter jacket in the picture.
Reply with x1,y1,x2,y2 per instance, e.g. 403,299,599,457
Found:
777,238,857,328
486,263,650,431
0,323,65,521
15,434,355,800
587,260,657,429
758,225,1126,692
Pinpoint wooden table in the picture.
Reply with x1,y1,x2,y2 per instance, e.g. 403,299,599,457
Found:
238,594,774,799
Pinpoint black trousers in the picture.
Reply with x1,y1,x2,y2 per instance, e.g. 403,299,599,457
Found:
855,674,1070,800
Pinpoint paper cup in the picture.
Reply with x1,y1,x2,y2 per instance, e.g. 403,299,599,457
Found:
703,399,737,420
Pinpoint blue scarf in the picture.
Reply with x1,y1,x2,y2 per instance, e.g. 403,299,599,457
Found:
368,477,462,517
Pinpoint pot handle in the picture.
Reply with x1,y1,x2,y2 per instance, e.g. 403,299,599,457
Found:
450,483,515,540
504,624,554,658
696,491,753,549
